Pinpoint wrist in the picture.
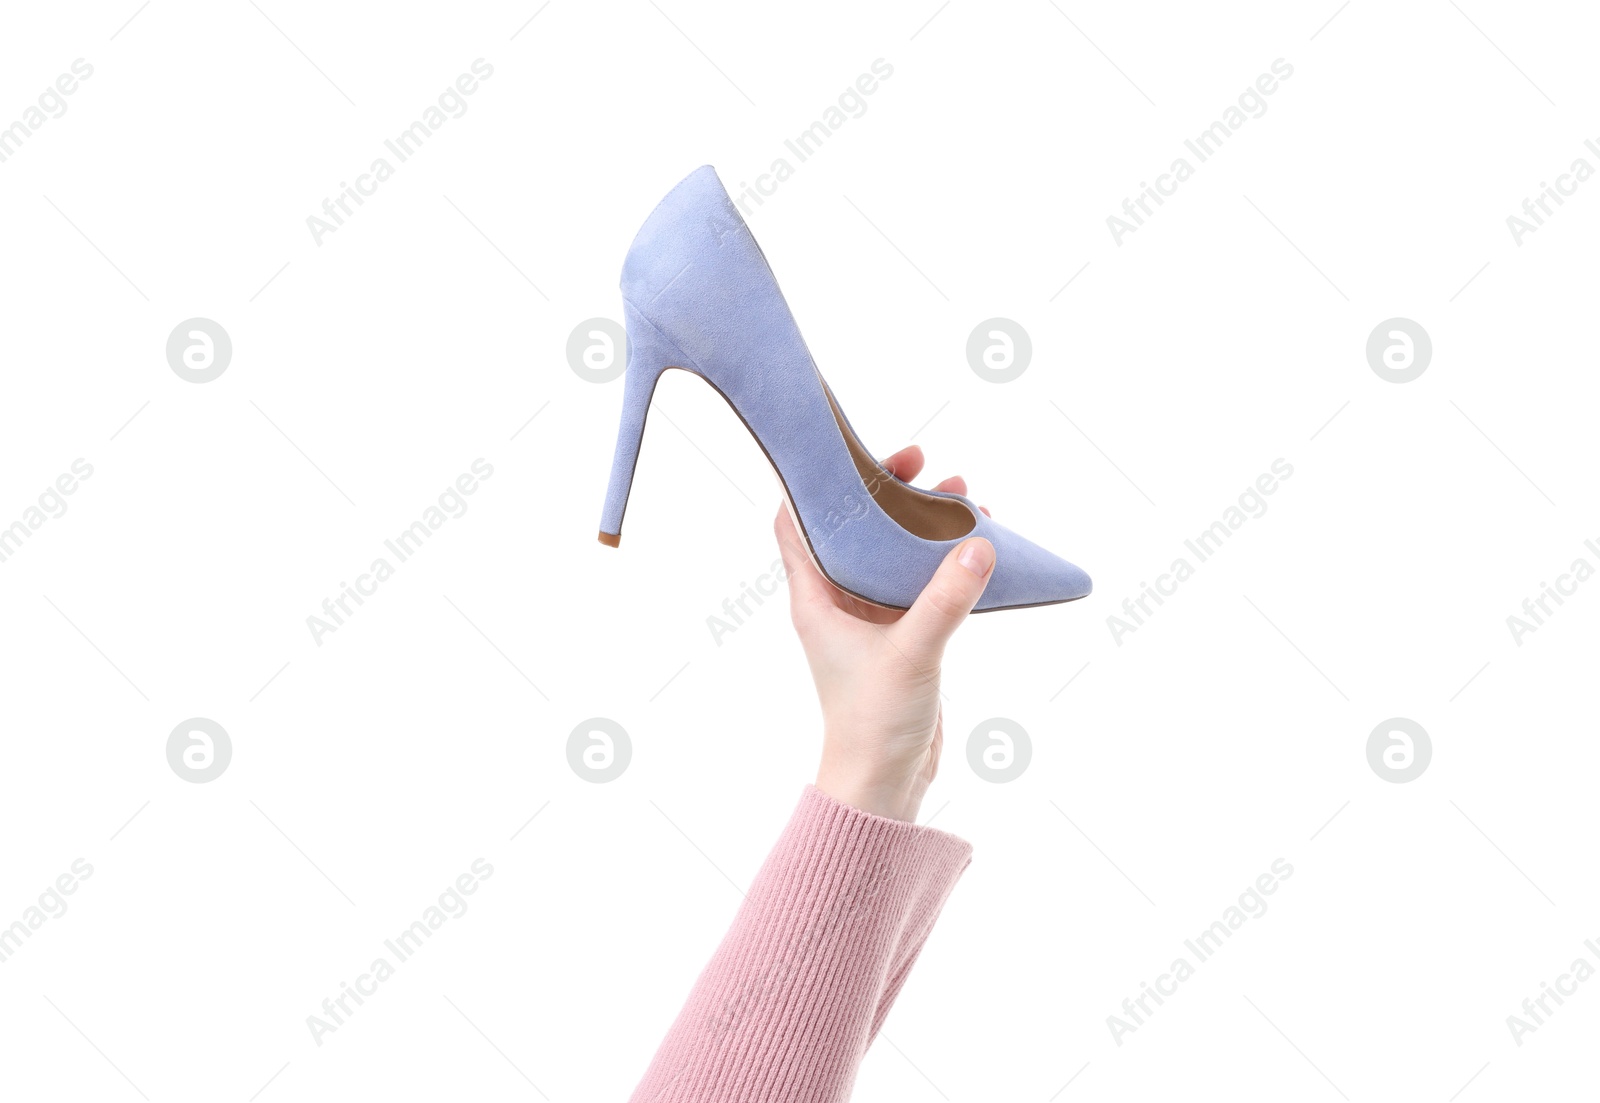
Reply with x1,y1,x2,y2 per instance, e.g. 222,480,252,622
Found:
814,757,925,822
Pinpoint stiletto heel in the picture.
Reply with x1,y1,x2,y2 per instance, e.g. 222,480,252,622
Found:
597,302,684,547
597,166,1091,612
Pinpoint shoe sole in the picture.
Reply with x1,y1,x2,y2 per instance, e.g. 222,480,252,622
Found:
602,366,1086,614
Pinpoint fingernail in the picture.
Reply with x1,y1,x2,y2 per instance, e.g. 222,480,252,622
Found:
957,539,994,577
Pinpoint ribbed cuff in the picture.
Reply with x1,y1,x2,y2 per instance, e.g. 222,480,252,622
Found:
629,784,973,1103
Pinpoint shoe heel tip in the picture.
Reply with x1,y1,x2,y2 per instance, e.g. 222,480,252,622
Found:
597,530,621,548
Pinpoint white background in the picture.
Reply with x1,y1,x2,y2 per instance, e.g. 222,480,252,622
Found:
2,1,1597,1100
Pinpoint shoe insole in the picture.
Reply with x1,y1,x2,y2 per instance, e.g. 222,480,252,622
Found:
822,383,978,542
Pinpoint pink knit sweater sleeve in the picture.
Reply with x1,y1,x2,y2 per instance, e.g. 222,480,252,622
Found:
628,784,974,1102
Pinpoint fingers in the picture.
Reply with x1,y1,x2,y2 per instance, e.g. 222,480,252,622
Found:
893,537,995,656
885,451,989,515
932,474,989,516
878,444,924,482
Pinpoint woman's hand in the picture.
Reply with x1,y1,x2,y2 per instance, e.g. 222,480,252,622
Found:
774,444,995,823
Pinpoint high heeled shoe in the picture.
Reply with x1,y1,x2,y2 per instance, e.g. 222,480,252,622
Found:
597,166,1091,612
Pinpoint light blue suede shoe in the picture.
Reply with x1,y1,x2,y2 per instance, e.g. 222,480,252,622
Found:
598,166,1091,612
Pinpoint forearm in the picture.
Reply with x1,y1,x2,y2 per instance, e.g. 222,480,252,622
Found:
627,784,973,1103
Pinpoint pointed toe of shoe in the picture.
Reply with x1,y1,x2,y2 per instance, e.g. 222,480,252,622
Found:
971,514,1091,611
1043,554,1093,606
